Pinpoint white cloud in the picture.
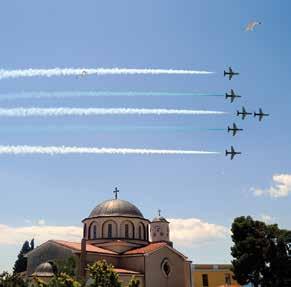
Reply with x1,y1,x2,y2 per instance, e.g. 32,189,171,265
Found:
0,218,229,248
37,219,46,226
169,218,229,247
252,174,291,198
0,224,82,246
260,214,274,224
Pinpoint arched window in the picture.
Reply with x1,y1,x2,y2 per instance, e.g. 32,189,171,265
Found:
138,226,142,239
125,224,129,238
108,224,112,238
83,224,87,239
93,225,97,239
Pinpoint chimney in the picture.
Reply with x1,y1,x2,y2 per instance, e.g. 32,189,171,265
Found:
79,238,87,278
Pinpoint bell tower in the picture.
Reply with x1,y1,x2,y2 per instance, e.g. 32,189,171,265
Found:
150,210,172,246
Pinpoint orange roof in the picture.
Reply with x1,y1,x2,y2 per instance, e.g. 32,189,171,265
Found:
114,268,143,275
124,242,167,255
52,240,117,255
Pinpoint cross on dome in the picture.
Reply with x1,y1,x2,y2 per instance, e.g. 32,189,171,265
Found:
158,209,161,217
113,187,119,199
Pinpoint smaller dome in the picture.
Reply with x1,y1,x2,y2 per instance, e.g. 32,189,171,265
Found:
152,216,169,223
33,262,54,277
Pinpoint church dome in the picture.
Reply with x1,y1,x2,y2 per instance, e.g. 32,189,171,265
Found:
152,216,169,223
33,262,54,277
89,199,144,219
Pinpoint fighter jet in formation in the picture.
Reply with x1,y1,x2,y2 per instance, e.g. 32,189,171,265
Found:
224,67,239,80
228,123,243,136
237,107,252,120
225,89,241,103
225,146,241,160
254,108,269,121
246,21,262,32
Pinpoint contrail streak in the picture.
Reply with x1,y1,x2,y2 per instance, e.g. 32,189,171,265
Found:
0,91,223,100
0,125,225,133
0,108,227,117
0,68,214,80
0,145,220,155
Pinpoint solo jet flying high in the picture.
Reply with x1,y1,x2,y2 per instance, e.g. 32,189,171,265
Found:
224,67,239,80
228,123,243,136
254,108,269,121
225,146,241,160
225,89,241,103
237,106,252,120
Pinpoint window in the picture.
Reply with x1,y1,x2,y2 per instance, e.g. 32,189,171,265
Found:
93,225,97,239
225,273,231,285
202,274,209,287
125,224,129,238
161,259,171,277
83,224,87,239
139,226,142,239
108,224,112,238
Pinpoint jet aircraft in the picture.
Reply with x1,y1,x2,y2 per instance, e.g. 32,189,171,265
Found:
254,108,269,121
246,21,262,32
228,123,243,136
237,106,252,120
225,89,241,103
225,146,241,160
224,67,239,80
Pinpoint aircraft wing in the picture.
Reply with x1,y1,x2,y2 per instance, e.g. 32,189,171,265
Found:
229,74,233,80
231,97,234,103
231,153,235,160
259,114,263,121
242,113,246,120
233,130,237,136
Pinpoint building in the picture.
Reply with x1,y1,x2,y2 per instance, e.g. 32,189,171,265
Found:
192,264,242,287
25,189,192,287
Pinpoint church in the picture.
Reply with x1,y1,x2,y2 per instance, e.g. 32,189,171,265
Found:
25,189,193,287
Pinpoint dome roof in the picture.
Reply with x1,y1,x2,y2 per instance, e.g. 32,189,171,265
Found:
152,216,169,223
33,262,54,277
89,199,144,219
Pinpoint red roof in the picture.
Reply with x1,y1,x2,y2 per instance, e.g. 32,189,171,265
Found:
124,242,167,255
52,240,117,255
114,268,143,275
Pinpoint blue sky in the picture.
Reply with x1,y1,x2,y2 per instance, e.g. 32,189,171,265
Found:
1,0,291,271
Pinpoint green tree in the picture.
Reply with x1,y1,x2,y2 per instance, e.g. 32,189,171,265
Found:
52,257,77,277
231,216,291,287
87,260,121,287
13,240,34,274
0,271,27,287
48,273,81,287
127,276,140,287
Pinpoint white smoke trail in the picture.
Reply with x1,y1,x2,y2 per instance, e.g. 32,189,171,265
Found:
0,68,214,80
0,145,220,155
0,108,226,117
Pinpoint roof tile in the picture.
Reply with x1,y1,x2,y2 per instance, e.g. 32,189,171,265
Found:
124,242,167,255
52,240,117,255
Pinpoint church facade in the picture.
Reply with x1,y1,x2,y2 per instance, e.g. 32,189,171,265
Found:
26,191,192,287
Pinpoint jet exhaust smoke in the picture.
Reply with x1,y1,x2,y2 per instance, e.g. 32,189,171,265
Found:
0,91,224,100
0,145,220,155
0,68,214,80
0,108,227,117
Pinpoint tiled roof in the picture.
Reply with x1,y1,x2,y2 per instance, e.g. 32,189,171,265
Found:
114,268,143,275
124,242,167,255
52,240,117,255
